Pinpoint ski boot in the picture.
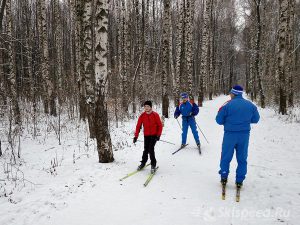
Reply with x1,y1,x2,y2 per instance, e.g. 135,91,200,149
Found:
197,143,201,154
181,144,187,148
137,163,145,171
151,165,156,174
221,178,228,185
236,182,243,188
221,178,227,200
236,182,243,202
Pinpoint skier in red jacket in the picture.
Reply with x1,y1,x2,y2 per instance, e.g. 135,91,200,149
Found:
133,101,163,173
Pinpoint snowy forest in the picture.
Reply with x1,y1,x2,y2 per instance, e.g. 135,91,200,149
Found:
0,0,300,225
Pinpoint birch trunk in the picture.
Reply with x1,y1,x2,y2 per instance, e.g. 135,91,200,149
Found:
162,0,171,118
198,0,211,106
83,0,96,137
277,0,289,115
94,0,114,163
6,0,21,125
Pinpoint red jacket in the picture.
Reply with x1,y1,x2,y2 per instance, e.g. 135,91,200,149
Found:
134,111,163,138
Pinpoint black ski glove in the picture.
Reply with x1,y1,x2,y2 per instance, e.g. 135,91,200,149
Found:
156,136,160,141
190,112,195,116
133,137,137,143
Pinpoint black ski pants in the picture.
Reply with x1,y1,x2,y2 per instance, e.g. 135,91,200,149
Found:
141,136,157,167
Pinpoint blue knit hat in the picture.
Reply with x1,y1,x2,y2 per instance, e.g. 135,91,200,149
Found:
230,85,243,96
180,92,189,99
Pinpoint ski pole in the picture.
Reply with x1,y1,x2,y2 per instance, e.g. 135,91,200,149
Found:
193,117,209,144
176,118,182,130
137,139,175,145
159,139,175,145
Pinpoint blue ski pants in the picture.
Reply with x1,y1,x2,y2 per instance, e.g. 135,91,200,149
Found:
181,116,200,145
219,131,250,183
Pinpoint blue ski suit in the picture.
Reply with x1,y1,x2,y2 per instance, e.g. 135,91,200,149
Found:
216,95,260,183
174,101,200,145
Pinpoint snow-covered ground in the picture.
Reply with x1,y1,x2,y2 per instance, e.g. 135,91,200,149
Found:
1,95,300,225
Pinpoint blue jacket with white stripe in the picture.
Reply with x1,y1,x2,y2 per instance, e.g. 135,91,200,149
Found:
174,101,199,118
216,95,260,132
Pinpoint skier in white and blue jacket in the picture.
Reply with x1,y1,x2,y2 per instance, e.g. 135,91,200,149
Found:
216,85,260,187
174,93,201,148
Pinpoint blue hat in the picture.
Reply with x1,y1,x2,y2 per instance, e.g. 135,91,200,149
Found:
230,85,243,95
180,92,189,99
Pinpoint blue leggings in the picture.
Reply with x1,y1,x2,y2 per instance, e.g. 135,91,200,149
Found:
219,131,250,183
181,117,200,145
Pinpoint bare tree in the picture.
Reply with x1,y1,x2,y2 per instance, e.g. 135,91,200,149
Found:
6,0,20,125
175,0,185,105
277,0,289,115
198,0,212,106
161,0,171,118
287,0,295,107
185,0,195,95
38,0,56,115
94,0,114,162
253,0,265,108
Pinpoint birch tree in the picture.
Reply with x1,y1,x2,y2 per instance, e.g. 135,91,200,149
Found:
0,0,7,101
82,0,96,137
277,0,289,115
185,0,195,95
94,0,114,162
253,0,265,108
38,0,56,115
76,0,87,120
162,0,171,118
6,0,20,125
287,0,295,107
198,0,212,106
175,0,185,105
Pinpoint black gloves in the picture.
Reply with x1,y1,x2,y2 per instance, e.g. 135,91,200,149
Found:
134,136,159,143
133,137,137,143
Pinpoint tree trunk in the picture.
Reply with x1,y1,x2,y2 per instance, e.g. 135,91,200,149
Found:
75,0,87,120
0,0,7,102
175,0,184,105
6,0,21,125
277,0,289,115
94,0,114,163
83,0,96,138
185,0,195,95
198,0,211,106
287,0,295,107
254,0,265,108
161,0,171,118
38,0,56,115
0,0,6,27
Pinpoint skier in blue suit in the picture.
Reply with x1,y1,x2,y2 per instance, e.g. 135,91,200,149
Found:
174,93,201,149
216,85,260,187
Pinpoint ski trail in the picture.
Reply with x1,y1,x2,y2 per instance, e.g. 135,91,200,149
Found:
43,96,300,225
1,95,299,225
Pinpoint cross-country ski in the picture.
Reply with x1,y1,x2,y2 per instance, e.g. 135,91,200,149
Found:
172,144,189,155
143,167,159,187
119,164,151,181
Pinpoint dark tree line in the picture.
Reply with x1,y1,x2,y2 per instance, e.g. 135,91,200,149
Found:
0,0,299,162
